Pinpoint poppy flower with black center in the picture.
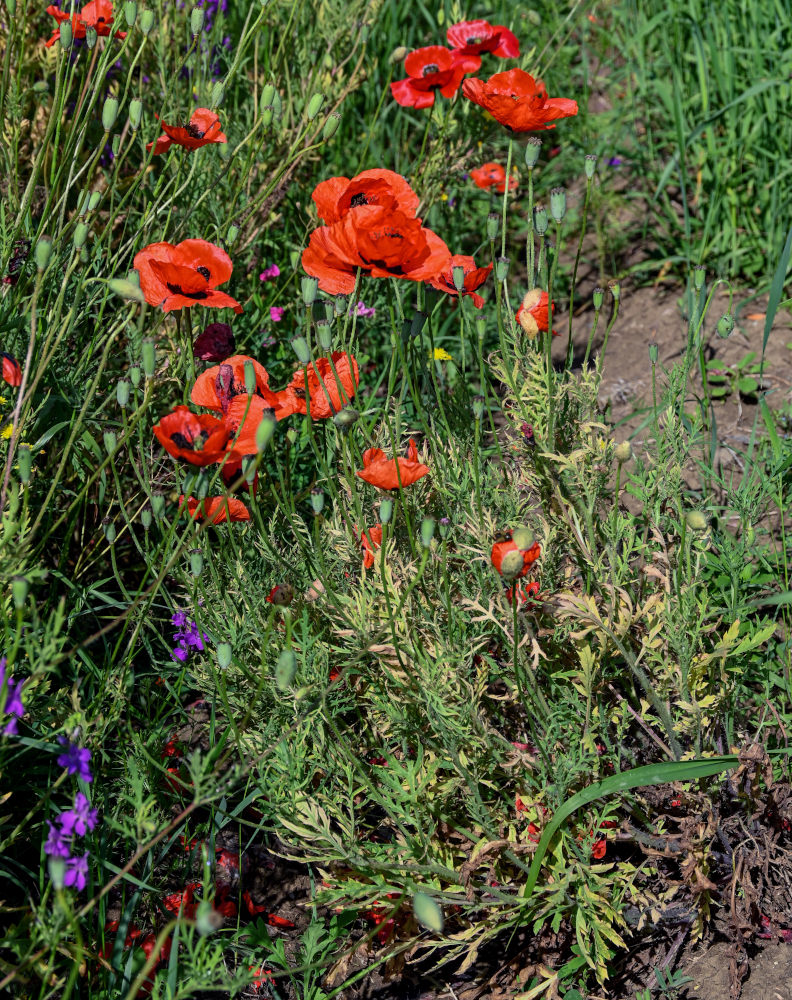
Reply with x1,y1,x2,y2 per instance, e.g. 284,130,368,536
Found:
302,205,452,295
193,322,235,363
462,68,578,132
147,108,227,155
446,18,520,71
429,254,493,309
390,45,472,109
133,239,242,314
312,169,419,226
1,353,22,388
285,352,359,419
491,529,541,580
356,438,429,490
191,355,294,419
153,405,233,466
505,580,540,605
179,495,250,523
358,524,383,569
45,0,127,47
470,162,519,194
516,288,555,338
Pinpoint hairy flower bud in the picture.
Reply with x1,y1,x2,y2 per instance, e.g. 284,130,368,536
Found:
73,222,89,249
486,213,499,241
499,549,526,580
103,517,116,543
333,406,359,430
549,187,566,223
190,549,203,577
128,98,143,131
291,336,311,364
389,45,408,64
685,510,707,532
322,111,341,141
420,517,435,548
244,360,256,395
17,445,32,483
34,236,52,272
276,650,297,690
306,93,325,121
141,338,156,377
102,97,119,132
379,498,393,524
103,430,117,455
190,6,205,34
511,526,535,551
614,441,632,464
717,314,735,338
255,411,276,452
472,395,485,420
584,154,597,179
12,576,28,610
533,204,548,235
217,643,232,670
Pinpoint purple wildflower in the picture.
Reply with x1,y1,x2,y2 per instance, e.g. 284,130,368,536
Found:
64,853,89,892
57,737,93,784
59,793,98,837
171,612,210,662
259,264,281,283
0,657,25,735
270,306,285,322
350,301,376,319
607,157,623,168
45,821,72,859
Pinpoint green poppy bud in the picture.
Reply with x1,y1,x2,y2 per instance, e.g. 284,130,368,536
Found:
608,278,621,301
109,278,145,302
34,236,52,272
413,892,443,934
316,319,333,351
310,488,324,515
614,441,632,464
584,153,597,179
80,246,89,264
244,360,256,394
495,256,510,282
291,336,311,364
103,517,116,543
472,395,485,420
141,338,156,376
260,105,274,127
260,83,276,113
306,93,325,121
124,1,137,25
333,294,348,317
190,6,205,34
60,21,73,48
151,493,165,519
301,275,319,306
549,187,566,223
322,111,341,141
140,8,155,34
190,549,203,577
128,98,143,130
289,249,300,270
88,191,101,212
693,265,706,291
226,222,239,244
217,643,232,669
255,411,276,452
276,649,297,690
486,213,499,240
499,548,525,580
129,363,141,387
451,264,466,293
73,222,89,249
648,341,659,363
12,576,28,610
410,310,427,338
474,314,486,341
111,133,121,156
379,498,393,524
420,517,435,548
103,430,117,455
524,137,542,169
140,506,152,530
717,314,734,338
685,510,707,532
593,286,604,310
511,526,535,551
270,89,283,117
6,0,16,14
533,204,548,235
333,407,359,429
389,45,408,63
17,445,32,484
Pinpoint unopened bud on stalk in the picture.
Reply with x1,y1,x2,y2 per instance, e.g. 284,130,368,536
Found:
59,21,73,47
301,274,319,306
310,488,324,515
306,92,325,121
451,264,466,293
333,406,359,429
210,82,224,108
270,90,283,118
12,576,28,610
685,510,707,532
276,650,297,690
190,6,205,34
533,204,548,235
84,25,96,48
410,310,427,337
420,517,435,548
549,187,566,223
226,222,239,244
289,249,300,270
316,319,333,351
128,99,143,130
499,548,526,580
190,549,203,577
34,236,52,272
608,278,621,301
139,8,155,34
243,360,256,394
717,313,735,338
129,363,141,387
486,213,499,241
124,1,137,26
6,0,16,15
255,411,276,452
584,154,597,179
73,222,89,249
291,336,311,364
260,105,274,127
140,506,152,530
116,381,130,409
379,498,393,524
17,445,32,483
111,133,121,156
78,191,91,216
89,192,101,211
141,338,156,377
475,314,486,341
260,83,276,113
648,342,659,363
614,441,632,464
217,643,232,669
593,286,604,310
524,137,542,168
472,395,485,420
693,265,706,291
495,256,510,282
389,45,408,63
109,278,145,302
322,111,341,141
103,517,116,543
150,493,165,519
103,430,117,454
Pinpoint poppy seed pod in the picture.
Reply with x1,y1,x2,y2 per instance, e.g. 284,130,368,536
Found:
85,25,96,48
524,137,542,168
190,550,204,577
103,430,117,454
124,1,137,26
533,204,548,235
316,319,333,351
128,99,143,130
301,275,319,306
648,341,659,362
593,286,604,310
59,20,73,47
685,510,707,532
486,213,499,241
244,360,257,394
499,548,526,580
549,187,566,223
511,526,535,551
17,445,32,483
102,96,119,131
217,643,232,669
608,278,621,301
190,6,205,34
495,256,510,282
140,506,152,530
379,498,393,524
12,576,28,610
140,8,155,34
270,90,283,117
333,406,359,429
693,265,706,291
420,517,435,548
413,892,444,934
291,336,311,364
306,93,325,121
103,517,116,543
322,111,341,141
584,153,597,179
451,264,466,293
717,314,735,338
475,314,487,341
276,650,297,691
73,222,89,249
129,363,141,387
472,395,485,420
150,493,165,519
141,339,156,377
255,412,276,452
614,441,632,464
333,294,348,317
310,488,324,515
48,856,66,891
34,237,52,272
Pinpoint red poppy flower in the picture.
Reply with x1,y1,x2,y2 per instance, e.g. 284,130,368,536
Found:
286,352,360,419
147,108,226,155
179,495,250,523
359,524,383,568
312,169,419,225
429,254,493,309
516,288,555,337
302,205,452,295
1,353,22,387
249,967,274,991
191,355,292,418
505,580,541,605
45,0,126,47
163,882,203,919
266,584,294,606
153,405,233,466
470,162,519,194
357,438,429,490
223,394,279,455
390,46,472,109
133,239,242,314
491,532,541,579
462,68,578,132
193,322,235,362
446,19,520,70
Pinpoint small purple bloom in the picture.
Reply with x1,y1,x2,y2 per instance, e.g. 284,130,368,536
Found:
350,301,376,319
607,157,623,168
59,793,98,837
171,611,188,628
57,737,93,784
64,852,89,892
45,821,72,859
0,657,25,736
172,645,189,663
270,306,285,322
259,265,280,282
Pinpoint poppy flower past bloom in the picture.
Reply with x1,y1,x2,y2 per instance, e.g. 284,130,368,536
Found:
359,524,383,569
191,355,287,416
470,162,519,194
193,322,235,363
491,528,541,580
357,438,429,490
446,19,520,70
286,352,360,419
153,405,233,466
147,108,227,155
312,169,419,225
133,239,242,314
302,205,451,295
516,288,554,338
391,46,471,109
2,353,22,388
44,0,127,47
429,254,493,309
179,495,250,523
462,69,578,133
505,580,540,605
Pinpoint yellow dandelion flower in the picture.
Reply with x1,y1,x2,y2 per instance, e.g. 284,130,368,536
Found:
1,423,13,439
433,348,452,361
441,193,448,201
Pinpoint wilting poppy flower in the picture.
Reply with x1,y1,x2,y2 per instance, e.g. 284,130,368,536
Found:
491,530,541,579
391,46,471,109
429,254,493,309
470,162,519,194
191,355,292,419
286,352,359,419
505,580,540,605
446,19,520,70
179,495,250,523
147,108,227,155
45,0,127,47
312,169,419,225
266,584,294,607
302,205,451,295
359,524,383,569
516,288,554,338
1,353,22,387
153,405,233,466
193,322,235,362
462,68,578,132
357,438,429,490
134,239,242,314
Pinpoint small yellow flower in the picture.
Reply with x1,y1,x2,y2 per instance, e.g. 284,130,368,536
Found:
433,348,452,361
1,424,13,440
440,192,448,201
0,396,7,406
